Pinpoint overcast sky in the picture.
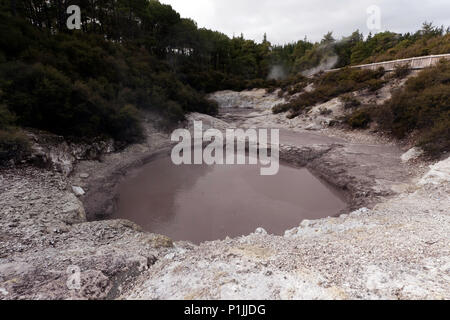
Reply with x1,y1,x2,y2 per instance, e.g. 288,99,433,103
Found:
161,0,450,44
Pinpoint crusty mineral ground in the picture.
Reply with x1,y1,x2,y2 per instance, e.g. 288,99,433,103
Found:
1,85,449,300
125,168,450,299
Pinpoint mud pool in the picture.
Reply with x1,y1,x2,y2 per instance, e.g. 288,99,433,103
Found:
114,156,347,243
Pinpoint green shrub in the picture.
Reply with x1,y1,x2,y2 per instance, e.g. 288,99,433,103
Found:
164,101,185,125
287,82,308,95
392,63,411,79
272,67,385,115
272,102,292,114
287,110,301,119
0,104,16,128
1,63,145,143
0,128,30,164
418,114,450,156
366,78,386,92
266,87,276,94
340,94,361,109
319,107,332,115
347,109,372,128
108,104,144,144
0,104,30,165
375,60,450,157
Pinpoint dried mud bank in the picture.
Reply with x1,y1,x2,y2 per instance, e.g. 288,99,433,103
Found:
0,167,174,299
1,86,449,299
0,114,175,299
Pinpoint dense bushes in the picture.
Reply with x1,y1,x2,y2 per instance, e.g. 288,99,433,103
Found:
340,94,361,109
0,104,30,164
0,9,221,146
1,63,143,142
339,61,449,157
0,103,15,128
374,60,450,156
0,128,30,165
346,108,372,129
0,3,225,163
418,116,450,156
273,67,385,116
392,63,412,79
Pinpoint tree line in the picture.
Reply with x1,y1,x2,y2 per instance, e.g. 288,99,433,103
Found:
0,0,448,164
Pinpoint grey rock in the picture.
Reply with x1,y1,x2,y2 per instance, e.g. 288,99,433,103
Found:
254,227,267,235
71,186,85,197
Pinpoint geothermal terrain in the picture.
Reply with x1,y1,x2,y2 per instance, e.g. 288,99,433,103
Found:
0,76,449,300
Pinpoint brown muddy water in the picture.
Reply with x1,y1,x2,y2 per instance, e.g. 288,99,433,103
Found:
113,156,347,244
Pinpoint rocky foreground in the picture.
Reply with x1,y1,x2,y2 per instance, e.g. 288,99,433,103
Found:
124,157,450,299
1,87,449,300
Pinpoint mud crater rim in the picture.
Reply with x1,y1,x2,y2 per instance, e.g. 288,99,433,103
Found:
105,152,348,244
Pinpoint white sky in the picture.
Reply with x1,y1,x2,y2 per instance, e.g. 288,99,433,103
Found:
160,0,450,44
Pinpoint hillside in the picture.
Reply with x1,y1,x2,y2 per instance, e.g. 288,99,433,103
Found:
1,1,449,166
272,59,450,157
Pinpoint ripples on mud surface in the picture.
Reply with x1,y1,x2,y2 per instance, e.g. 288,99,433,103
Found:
114,156,347,244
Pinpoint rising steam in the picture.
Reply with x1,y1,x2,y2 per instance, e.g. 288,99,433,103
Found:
267,65,288,80
301,54,338,77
